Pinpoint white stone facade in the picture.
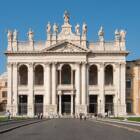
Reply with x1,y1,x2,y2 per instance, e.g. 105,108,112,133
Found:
6,11,128,117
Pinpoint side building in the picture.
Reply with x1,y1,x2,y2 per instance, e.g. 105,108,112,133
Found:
0,72,7,113
126,59,140,115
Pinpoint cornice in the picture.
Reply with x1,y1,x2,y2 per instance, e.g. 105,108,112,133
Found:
5,49,129,58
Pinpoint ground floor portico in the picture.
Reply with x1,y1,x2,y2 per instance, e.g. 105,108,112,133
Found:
15,93,121,118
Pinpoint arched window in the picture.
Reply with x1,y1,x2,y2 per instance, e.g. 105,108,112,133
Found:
34,65,44,85
89,65,98,85
19,65,28,85
61,64,71,84
105,65,113,85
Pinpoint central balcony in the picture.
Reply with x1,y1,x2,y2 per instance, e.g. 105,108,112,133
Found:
57,84,75,91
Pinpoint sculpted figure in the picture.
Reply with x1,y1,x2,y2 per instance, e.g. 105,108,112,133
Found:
98,26,104,41
7,30,13,41
46,22,51,34
53,23,58,33
75,24,80,35
98,26,104,36
120,30,126,41
13,29,18,41
63,10,70,24
82,22,87,35
115,29,120,41
28,28,34,41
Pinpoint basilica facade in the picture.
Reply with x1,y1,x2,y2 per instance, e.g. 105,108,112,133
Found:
6,11,128,117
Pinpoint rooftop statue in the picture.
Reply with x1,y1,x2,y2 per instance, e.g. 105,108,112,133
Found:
98,26,104,36
115,29,120,41
75,24,80,35
46,22,51,34
63,10,70,24
120,30,126,41
82,22,87,36
13,29,18,41
98,26,104,41
7,30,13,41
28,28,34,41
53,23,59,34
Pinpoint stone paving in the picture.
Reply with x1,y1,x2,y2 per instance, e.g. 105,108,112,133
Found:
0,119,140,140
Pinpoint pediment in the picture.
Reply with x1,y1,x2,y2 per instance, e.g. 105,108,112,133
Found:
42,41,89,53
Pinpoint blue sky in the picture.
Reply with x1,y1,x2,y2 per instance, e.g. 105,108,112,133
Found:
0,0,140,74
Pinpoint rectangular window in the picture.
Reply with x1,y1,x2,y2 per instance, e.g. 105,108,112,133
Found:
126,80,131,88
126,91,131,97
126,102,132,113
5,82,7,87
2,91,7,98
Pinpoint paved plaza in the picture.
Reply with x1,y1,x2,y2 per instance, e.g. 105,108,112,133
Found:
0,119,140,140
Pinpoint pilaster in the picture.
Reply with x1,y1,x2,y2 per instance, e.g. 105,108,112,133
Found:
71,94,74,116
81,62,87,114
12,63,18,116
28,63,34,117
114,63,120,116
59,93,62,116
7,62,13,113
44,63,51,116
98,63,105,116
51,62,57,115
120,62,126,116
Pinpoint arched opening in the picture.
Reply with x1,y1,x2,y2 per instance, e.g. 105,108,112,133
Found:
61,64,71,84
34,65,44,85
19,65,28,85
105,65,113,85
89,65,98,85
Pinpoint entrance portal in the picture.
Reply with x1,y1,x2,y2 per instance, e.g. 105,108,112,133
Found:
62,95,71,114
105,95,114,115
18,95,27,115
34,95,43,115
89,95,98,114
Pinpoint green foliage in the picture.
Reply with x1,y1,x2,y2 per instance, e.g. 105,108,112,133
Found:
127,117,140,122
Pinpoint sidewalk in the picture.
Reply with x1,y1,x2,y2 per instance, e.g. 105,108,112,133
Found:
89,118,140,132
96,118,140,127
0,119,46,134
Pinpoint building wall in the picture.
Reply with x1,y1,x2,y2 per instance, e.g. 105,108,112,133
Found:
0,72,7,112
126,60,140,115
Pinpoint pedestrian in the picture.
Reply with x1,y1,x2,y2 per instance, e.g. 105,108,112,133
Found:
40,113,43,119
79,113,82,120
6,110,11,120
37,113,40,119
84,115,86,120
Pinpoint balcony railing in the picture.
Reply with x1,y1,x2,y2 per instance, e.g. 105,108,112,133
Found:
57,84,75,90
88,85,99,91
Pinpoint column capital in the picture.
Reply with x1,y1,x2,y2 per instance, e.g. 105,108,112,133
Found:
115,63,120,68
7,62,13,67
13,62,17,67
81,61,87,65
28,62,33,68
58,90,62,95
44,62,51,67
120,62,126,66
75,61,82,65
99,62,104,68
